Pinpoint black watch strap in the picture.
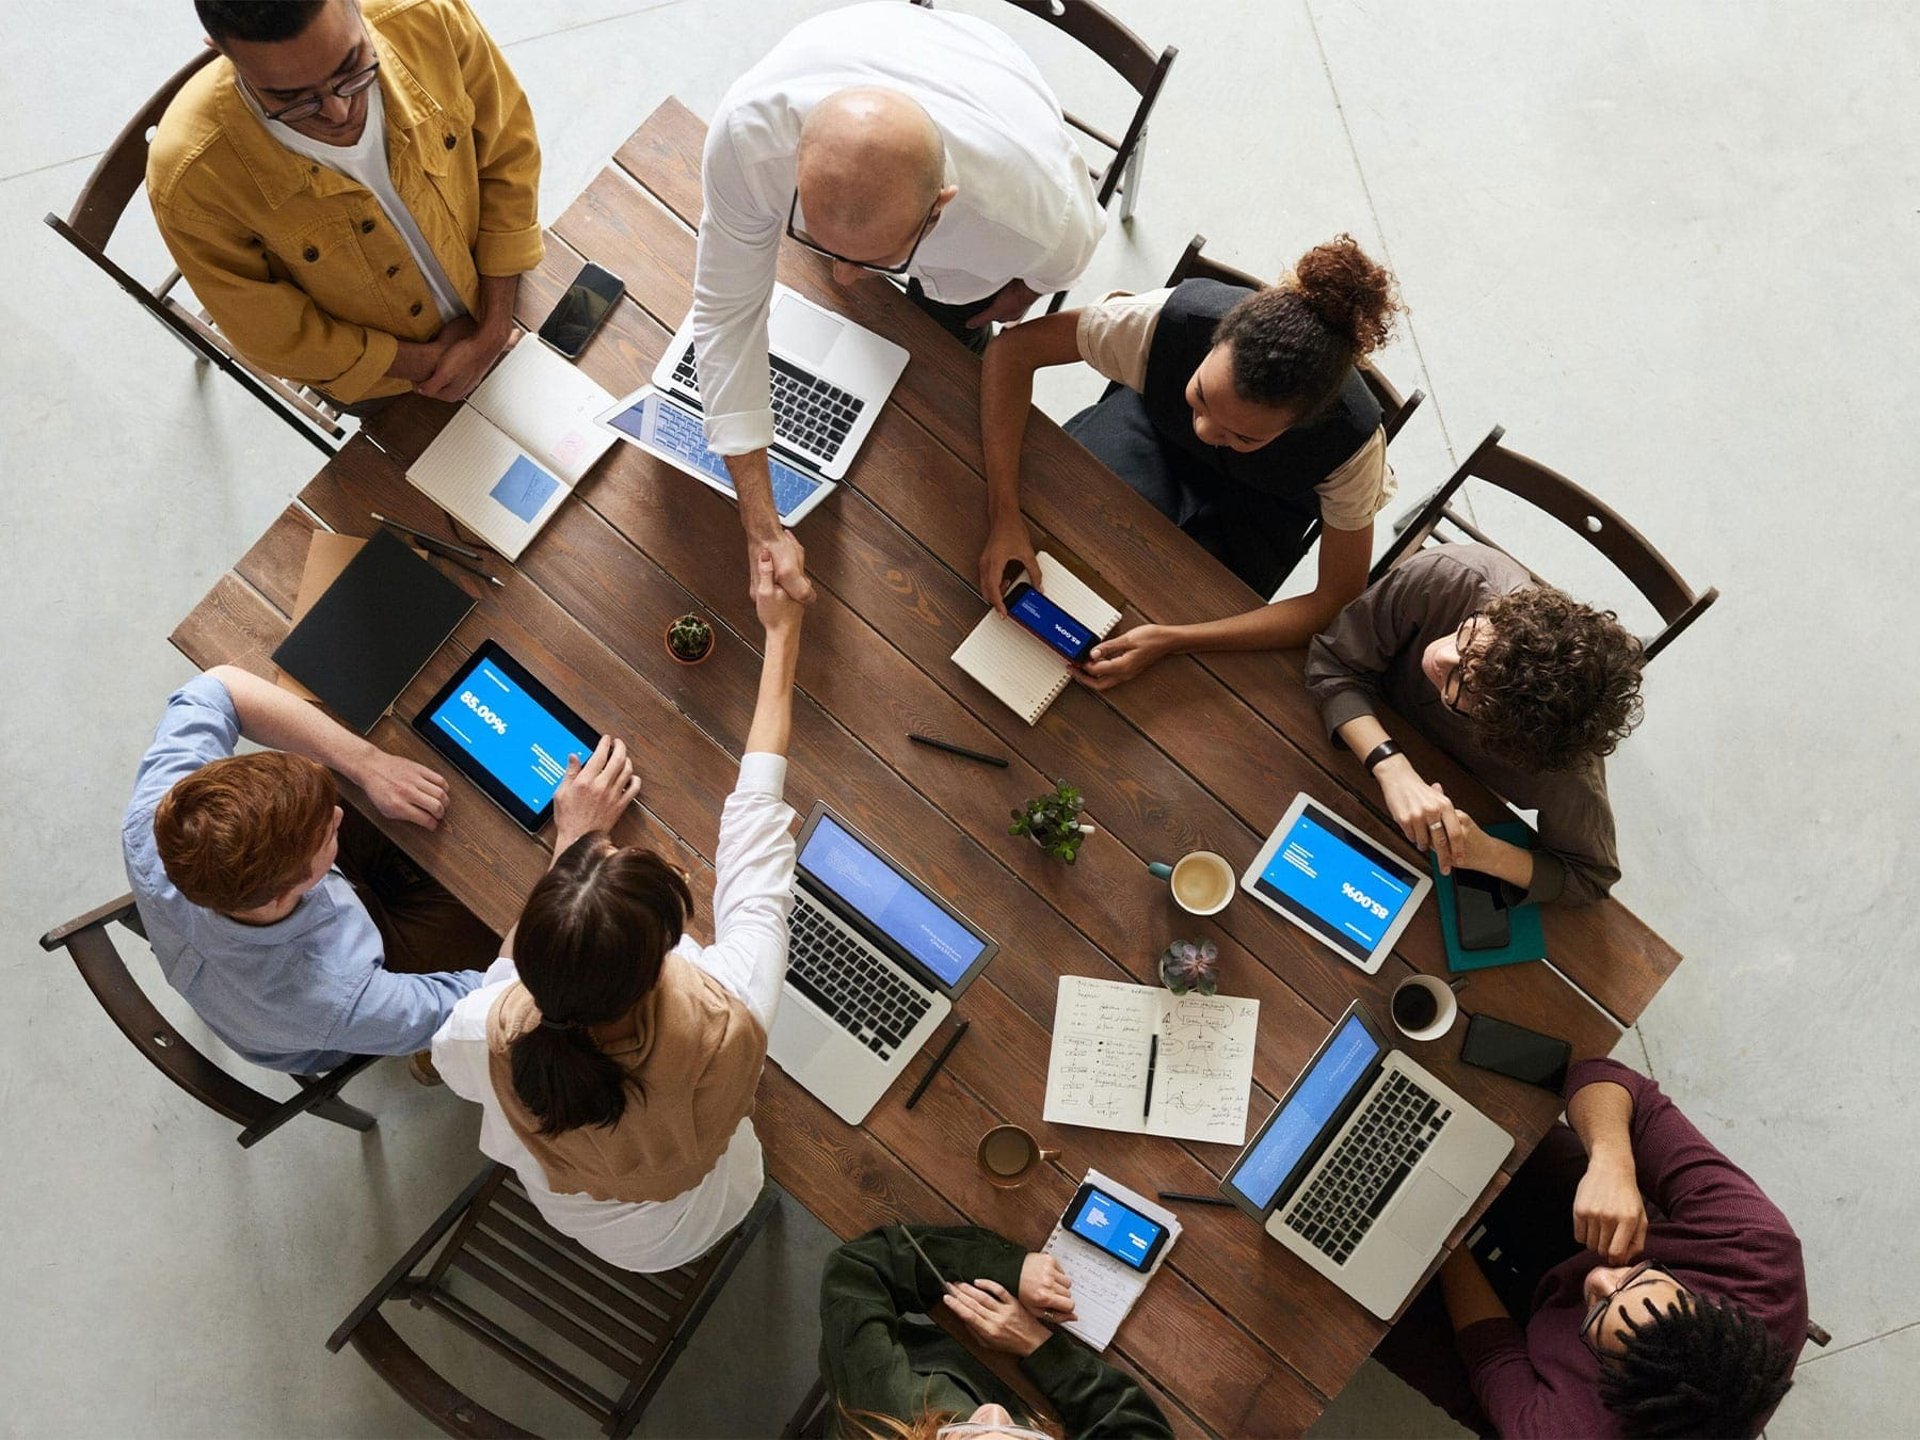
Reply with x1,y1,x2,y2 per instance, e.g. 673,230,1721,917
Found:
1363,739,1404,773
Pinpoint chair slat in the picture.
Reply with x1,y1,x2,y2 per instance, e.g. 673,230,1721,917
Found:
451,1247,648,1376
462,1228,664,1360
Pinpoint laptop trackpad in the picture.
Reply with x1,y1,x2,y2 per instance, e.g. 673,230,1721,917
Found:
1386,1170,1467,1248
770,295,843,368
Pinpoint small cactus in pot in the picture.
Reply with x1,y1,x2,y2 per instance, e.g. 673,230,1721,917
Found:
665,613,714,664
1158,938,1219,996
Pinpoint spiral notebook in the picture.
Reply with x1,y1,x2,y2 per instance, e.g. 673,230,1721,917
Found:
951,553,1121,724
1040,1170,1180,1351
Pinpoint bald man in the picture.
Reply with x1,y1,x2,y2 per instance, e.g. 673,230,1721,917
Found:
695,1,1105,603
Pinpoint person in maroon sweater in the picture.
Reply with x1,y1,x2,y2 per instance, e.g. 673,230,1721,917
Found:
1376,1058,1805,1437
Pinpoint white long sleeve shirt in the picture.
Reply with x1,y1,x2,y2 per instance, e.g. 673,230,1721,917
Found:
433,753,796,1273
693,1,1106,454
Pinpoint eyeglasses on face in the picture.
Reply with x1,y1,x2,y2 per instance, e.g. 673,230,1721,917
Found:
1441,613,1483,714
1581,1260,1688,1356
255,55,381,123
784,190,938,276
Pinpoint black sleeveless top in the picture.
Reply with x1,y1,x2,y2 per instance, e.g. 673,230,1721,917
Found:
1140,278,1382,502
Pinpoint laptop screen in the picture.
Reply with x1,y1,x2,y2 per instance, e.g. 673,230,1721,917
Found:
1225,1012,1383,1213
797,814,990,989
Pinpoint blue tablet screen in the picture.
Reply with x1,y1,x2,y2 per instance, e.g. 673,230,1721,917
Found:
424,656,590,814
1255,804,1420,962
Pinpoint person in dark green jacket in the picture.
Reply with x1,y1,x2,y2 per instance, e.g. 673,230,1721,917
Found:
820,1224,1174,1439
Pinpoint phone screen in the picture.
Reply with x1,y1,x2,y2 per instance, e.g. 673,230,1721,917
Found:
1005,582,1096,663
1065,1184,1169,1273
539,264,624,358
1460,1014,1572,1092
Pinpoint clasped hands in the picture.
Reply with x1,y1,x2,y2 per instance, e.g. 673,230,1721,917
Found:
939,1252,1078,1358
1372,754,1495,876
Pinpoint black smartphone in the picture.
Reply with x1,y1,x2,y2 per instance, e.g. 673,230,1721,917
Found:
1062,1182,1170,1273
538,262,624,360
1460,1013,1572,1092
1004,581,1097,663
1454,869,1511,950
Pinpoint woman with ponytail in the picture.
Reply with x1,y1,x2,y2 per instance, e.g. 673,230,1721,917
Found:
977,234,1405,689
431,550,805,1272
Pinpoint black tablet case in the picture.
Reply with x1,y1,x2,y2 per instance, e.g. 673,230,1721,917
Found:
271,529,475,735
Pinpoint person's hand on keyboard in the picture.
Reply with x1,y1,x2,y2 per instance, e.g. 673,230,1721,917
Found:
754,529,815,607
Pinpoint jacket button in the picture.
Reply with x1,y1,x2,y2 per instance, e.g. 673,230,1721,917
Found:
386,264,400,278
302,245,319,262
360,218,376,234
443,134,457,150
409,302,423,316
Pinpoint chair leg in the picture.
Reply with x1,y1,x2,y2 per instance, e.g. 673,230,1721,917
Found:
236,1053,381,1147
780,1377,830,1439
1119,126,1148,224
328,1165,503,1354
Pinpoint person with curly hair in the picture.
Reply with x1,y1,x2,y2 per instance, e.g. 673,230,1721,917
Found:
1372,1060,1805,1437
977,236,1405,690
1305,543,1646,904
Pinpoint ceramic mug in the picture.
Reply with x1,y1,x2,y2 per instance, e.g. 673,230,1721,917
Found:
976,1124,1059,1189
1390,974,1462,1042
1148,850,1235,916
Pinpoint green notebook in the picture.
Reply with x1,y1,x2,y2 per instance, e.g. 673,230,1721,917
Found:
1429,821,1547,972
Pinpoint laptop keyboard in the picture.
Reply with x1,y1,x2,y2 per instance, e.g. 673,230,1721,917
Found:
786,891,932,1060
642,395,824,521
672,348,864,462
1284,1070,1453,1266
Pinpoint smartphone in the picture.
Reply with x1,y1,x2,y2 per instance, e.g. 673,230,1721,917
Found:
538,262,624,360
1005,581,1097,663
1454,870,1511,951
1460,1014,1572,1093
1062,1182,1170,1273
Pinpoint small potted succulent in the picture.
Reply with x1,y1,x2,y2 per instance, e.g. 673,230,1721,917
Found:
1009,779,1093,864
1158,938,1220,996
665,613,715,665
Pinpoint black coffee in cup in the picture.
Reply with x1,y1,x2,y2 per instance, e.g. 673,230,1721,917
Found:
1392,984,1440,1031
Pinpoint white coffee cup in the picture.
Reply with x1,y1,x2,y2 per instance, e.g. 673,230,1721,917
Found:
1150,851,1235,916
1389,973,1459,1042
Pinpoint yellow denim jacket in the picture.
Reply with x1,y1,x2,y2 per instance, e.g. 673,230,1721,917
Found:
147,0,542,403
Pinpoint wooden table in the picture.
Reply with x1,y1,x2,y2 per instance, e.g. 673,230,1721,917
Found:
172,99,1681,1437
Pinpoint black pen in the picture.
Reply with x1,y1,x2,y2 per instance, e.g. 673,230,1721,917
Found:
1158,1191,1237,1208
372,512,488,562
1142,1033,1158,1120
907,733,1009,768
904,1020,969,1110
430,548,505,589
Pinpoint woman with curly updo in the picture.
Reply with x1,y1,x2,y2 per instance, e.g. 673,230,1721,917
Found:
1305,544,1646,905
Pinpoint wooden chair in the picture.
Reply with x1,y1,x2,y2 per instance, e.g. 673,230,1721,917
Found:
1165,233,1426,443
328,1165,777,1439
781,1377,831,1439
42,51,347,457
912,0,1178,313
1370,426,1720,663
39,894,379,1148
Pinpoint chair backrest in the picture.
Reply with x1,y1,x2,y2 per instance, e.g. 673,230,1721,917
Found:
1371,425,1720,663
1164,233,1427,443
63,50,217,253
330,1166,776,1439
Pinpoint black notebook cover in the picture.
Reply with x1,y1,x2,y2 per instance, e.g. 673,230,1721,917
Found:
271,529,476,735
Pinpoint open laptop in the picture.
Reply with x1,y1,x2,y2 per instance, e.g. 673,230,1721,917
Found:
769,804,997,1125
1221,1002,1512,1319
596,386,838,526
652,283,909,480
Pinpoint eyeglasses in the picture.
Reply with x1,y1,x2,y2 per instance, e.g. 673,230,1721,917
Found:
785,190,938,276
1580,1261,1687,1356
1441,614,1483,714
934,1425,1054,1440
252,55,381,124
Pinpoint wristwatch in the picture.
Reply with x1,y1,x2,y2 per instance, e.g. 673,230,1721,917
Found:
1363,739,1404,774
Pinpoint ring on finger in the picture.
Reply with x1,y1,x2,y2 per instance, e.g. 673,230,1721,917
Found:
1428,821,1445,832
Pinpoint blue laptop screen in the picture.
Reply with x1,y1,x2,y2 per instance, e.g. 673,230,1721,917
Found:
1254,804,1420,962
1229,1014,1383,1211
798,815,987,988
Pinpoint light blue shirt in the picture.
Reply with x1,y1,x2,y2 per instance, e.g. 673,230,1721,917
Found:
122,675,483,1073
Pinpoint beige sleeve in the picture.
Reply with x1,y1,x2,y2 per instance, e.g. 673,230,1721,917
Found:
1315,428,1396,530
1073,287,1175,391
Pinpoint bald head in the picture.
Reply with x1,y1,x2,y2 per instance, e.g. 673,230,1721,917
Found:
795,87,949,267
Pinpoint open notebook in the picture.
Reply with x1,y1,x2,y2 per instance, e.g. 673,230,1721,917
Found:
406,342,616,560
951,552,1121,724
1040,1170,1180,1351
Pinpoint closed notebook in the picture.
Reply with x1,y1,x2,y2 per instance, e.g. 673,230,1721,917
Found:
270,529,475,735
1430,820,1548,971
951,552,1122,724
406,341,616,560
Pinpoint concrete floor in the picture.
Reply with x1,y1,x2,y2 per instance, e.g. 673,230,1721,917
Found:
3,0,1914,1434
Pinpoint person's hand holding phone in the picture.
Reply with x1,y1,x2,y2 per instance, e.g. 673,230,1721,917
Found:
1075,624,1175,692
979,517,1041,614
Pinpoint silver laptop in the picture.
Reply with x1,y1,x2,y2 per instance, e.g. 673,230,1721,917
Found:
1221,1002,1512,1319
769,804,997,1125
652,283,909,481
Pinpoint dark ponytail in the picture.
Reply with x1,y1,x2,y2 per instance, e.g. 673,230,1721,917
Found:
508,835,694,1135
1211,233,1402,420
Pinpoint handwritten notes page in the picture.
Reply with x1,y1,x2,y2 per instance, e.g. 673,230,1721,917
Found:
1041,1170,1181,1351
1043,976,1259,1146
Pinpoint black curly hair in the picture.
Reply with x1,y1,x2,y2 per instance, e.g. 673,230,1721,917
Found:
1461,587,1645,772
1599,1290,1795,1437
197,1,328,45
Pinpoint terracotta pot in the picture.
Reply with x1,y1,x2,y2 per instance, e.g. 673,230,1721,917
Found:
664,622,713,666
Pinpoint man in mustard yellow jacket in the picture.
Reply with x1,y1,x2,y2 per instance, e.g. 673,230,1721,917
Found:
150,0,543,406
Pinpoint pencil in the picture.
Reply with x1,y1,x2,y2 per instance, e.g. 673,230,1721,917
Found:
1158,1191,1237,1208
907,733,1009,768
372,512,488,562
904,1020,969,1110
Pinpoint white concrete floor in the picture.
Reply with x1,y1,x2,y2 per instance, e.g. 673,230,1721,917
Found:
2,1,1914,1434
